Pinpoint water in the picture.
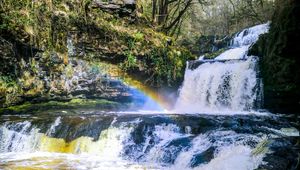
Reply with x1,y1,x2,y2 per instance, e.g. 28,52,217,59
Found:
176,23,270,113
0,113,298,170
1,23,299,170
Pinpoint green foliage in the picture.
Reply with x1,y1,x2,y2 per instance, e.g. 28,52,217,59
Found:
127,38,136,49
0,76,14,86
0,76,21,106
0,0,93,52
125,52,137,68
0,76,19,94
145,47,194,86
133,32,144,41
120,51,138,71
0,0,197,110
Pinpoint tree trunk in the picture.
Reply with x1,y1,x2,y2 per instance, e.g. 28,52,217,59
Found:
163,0,192,32
157,0,168,25
152,0,157,22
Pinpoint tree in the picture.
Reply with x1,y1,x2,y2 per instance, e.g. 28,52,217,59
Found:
138,0,274,38
149,0,207,34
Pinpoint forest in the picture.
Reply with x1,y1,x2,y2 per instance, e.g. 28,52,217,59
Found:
0,0,299,170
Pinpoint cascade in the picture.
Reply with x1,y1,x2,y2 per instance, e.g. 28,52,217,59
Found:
1,23,299,170
175,23,269,113
0,114,298,169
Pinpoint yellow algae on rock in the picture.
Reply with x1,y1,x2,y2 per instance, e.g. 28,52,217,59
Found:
38,127,128,156
39,135,68,153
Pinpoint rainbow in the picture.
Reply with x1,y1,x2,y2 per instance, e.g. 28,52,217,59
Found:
95,62,171,111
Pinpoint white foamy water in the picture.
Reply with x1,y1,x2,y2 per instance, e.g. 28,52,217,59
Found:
169,130,264,170
0,118,145,169
175,57,260,112
215,46,249,60
231,22,269,47
1,114,295,170
196,145,264,170
144,124,191,164
0,121,41,153
46,116,61,136
176,23,270,113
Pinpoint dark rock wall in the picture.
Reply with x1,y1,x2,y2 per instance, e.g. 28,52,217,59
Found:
0,36,133,107
249,0,300,114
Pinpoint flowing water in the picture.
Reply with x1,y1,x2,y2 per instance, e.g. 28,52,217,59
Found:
0,23,299,170
176,23,270,113
0,113,298,170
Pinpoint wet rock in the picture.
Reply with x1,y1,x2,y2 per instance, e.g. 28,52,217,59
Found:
52,116,115,142
190,147,215,167
257,137,300,170
188,59,244,70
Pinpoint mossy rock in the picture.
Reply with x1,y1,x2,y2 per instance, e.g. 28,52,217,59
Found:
0,99,126,115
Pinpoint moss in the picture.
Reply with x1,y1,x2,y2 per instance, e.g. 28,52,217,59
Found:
0,0,195,109
0,102,32,113
1,0,193,78
0,99,124,114
133,32,144,41
0,76,22,106
65,64,74,79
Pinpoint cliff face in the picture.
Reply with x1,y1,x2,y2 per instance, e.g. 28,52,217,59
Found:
0,36,132,108
0,0,194,109
249,0,300,113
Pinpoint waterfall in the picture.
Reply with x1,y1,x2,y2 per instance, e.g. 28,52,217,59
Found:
175,23,269,113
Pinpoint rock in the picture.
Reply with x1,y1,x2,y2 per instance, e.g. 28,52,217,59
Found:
50,52,64,65
196,35,231,56
0,42,136,108
92,0,136,17
0,37,17,76
249,0,300,114
188,59,244,70
256,137,300,170
190,147,215,167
